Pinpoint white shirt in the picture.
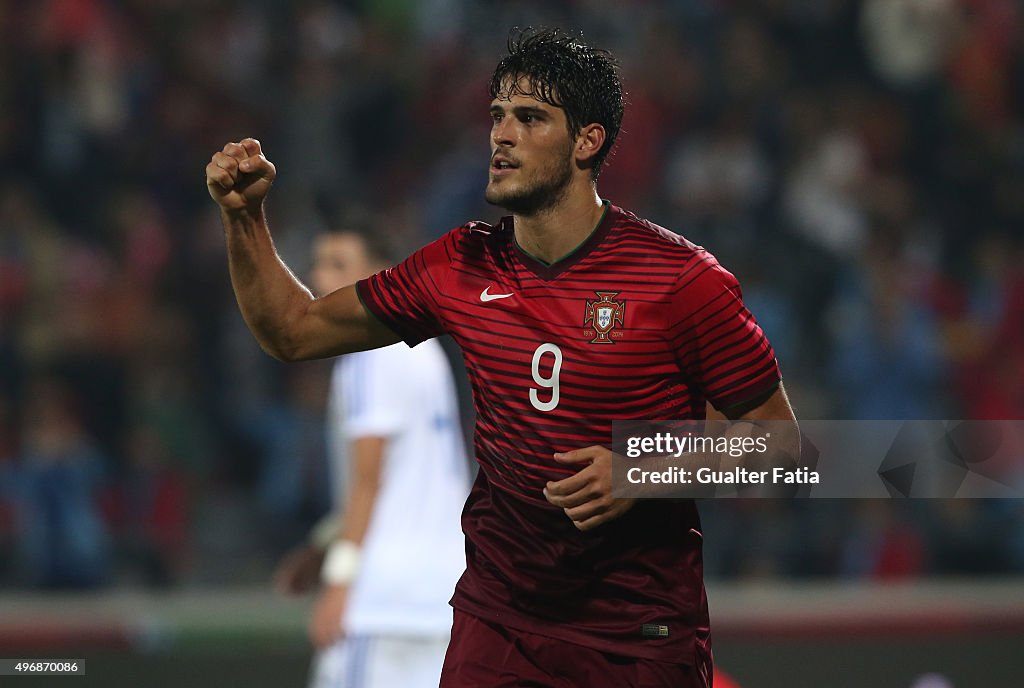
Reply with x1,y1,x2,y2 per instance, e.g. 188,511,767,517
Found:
329,339,469,636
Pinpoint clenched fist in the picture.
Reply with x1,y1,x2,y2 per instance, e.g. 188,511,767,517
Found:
206,138,276,213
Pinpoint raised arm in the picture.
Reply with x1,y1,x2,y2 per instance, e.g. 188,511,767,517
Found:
206,138,399,361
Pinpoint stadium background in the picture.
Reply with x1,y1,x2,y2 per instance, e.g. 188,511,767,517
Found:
0,0,1022,686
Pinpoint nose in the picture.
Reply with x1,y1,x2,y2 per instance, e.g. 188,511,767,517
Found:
492,117,514,148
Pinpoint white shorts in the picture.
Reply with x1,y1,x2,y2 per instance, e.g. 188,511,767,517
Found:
309,634,451,688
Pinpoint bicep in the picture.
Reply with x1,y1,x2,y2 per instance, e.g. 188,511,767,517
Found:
671,261,781,410
292,284,401,360
727,382,799,463
725,382,795,422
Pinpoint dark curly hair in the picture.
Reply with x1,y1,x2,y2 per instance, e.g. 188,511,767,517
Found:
489,27,624,180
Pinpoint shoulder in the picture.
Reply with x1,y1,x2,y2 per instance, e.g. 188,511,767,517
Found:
608,204,723,271
608,205,740,297
415,218,513,280
438,218,506,245
447,218,512,257
609,205,695,253
390,220,508,286
405,220,502,261
461,218,503,236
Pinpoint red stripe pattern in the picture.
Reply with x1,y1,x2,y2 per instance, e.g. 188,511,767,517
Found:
356,203,780,663
358,205,780,501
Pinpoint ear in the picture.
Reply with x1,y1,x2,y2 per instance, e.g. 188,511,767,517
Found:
574,123,606,169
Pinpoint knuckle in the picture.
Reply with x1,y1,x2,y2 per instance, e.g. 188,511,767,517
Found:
571,504,596,520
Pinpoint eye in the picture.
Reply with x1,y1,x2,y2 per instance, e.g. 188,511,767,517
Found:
490,111,504,123
519,113,535,123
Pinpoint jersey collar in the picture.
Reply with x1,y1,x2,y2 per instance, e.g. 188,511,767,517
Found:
509,200,613,281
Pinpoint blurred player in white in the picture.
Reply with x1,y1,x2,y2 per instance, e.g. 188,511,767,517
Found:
274,222,469,688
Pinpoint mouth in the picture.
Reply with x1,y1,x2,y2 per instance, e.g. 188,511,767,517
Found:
490,156,519,176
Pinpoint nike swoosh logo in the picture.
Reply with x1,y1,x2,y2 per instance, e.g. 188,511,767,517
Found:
480,286,514,302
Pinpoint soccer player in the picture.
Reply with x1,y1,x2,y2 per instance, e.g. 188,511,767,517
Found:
272,225,469,688
207,28,797,688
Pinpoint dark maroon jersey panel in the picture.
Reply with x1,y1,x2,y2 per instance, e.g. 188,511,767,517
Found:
355,203,779,663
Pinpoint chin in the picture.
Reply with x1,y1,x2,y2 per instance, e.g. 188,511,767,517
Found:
484,184,516,209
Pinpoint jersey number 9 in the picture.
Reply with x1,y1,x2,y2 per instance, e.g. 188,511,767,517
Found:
530,343,562,412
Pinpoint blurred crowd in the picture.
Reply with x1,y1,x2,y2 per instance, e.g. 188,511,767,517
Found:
1,0,1023,589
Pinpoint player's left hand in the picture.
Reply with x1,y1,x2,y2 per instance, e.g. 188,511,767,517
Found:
309,584,348,649
543,446,635,531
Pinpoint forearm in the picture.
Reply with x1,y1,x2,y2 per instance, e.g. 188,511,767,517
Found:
717,418,800,473
339,437,386,545
222,206,314,361
339,484,377,545
624,385,800,498
209,139,397,361
623,422,796,498
317,441,384,594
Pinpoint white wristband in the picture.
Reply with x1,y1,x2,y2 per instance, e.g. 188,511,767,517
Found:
321,540,361,586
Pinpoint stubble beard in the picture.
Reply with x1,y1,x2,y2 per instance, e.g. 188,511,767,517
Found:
485,150,574,216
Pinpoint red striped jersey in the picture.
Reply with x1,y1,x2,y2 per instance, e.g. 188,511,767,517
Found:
357,202,780,664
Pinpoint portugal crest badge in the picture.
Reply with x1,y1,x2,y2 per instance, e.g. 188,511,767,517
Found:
583,291,625,344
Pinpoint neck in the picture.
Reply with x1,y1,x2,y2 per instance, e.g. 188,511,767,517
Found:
512,186,604,265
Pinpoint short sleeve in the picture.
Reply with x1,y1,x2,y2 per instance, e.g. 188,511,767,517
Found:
668,252,781,410
341,348,411,438
356,229,461,346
